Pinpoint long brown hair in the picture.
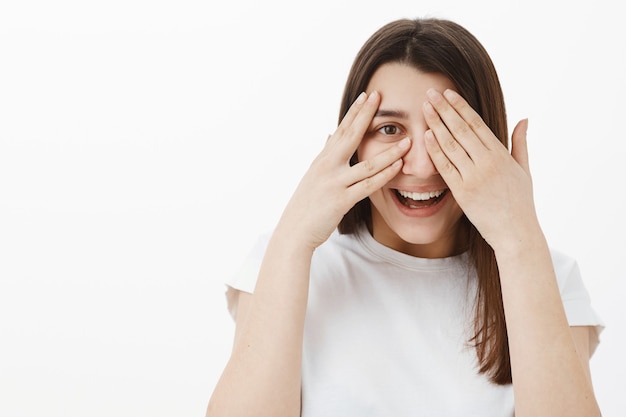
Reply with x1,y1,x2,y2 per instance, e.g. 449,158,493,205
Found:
337,18,511,385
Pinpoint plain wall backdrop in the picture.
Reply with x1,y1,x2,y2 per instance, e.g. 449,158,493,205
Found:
1,0,624,416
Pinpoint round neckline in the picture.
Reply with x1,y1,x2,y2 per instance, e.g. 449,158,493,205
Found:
353,224,469,272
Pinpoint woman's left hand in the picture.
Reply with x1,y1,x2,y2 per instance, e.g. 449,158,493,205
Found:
423,88,539,250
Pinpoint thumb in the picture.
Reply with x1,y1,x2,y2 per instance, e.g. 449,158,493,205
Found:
511,118,530,174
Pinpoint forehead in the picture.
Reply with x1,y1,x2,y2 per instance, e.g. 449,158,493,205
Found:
366,63,455,106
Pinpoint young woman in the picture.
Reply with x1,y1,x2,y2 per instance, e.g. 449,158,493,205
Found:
207,18,603,417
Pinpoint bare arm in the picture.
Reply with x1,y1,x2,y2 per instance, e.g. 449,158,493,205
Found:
206,91,410,417
424,88,601,417
495,230,600,417
206,231,314,417
570,326,594,385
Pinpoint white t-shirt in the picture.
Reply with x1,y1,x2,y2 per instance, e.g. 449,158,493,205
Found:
226,226,604,417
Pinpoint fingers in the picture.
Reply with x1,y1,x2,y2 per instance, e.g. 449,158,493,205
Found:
423,88,511,183
346,158,403,203
329,91,381,160
436,89,503,151
511,118,530,174
424,130,462,188
344,137,411,187
422,99,475,177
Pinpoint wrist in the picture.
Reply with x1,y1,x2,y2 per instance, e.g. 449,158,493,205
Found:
272,220,320,255
489,219,548,261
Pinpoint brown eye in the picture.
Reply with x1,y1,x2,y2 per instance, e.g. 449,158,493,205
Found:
379,125,398,135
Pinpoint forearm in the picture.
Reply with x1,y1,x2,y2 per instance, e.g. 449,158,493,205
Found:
207,89,408,417
207,224,314,417
494,225,600,417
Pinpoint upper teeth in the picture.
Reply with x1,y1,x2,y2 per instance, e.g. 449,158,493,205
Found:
398,190,444,201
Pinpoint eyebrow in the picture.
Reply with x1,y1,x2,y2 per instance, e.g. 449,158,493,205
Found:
374,109,409,119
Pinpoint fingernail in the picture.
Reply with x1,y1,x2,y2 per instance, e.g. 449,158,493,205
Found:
355,92,366,104
426,88,440,101
423,101,436,115
443,89,456,100
398,137,411,149
367,91,379,102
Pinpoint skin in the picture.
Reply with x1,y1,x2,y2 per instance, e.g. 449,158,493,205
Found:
358,66,465,258
207,62,601,417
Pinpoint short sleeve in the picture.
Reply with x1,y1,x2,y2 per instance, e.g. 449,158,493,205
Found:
551,249,605,356
224,232,271,320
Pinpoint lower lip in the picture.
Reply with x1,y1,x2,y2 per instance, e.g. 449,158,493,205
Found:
390,189,450,218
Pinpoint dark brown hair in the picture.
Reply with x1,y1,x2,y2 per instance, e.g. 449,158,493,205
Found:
337,18,511,385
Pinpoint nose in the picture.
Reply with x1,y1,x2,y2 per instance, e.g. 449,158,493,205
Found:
401,132,439,178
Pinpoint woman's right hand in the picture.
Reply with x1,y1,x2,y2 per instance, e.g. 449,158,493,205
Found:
277,91,411,250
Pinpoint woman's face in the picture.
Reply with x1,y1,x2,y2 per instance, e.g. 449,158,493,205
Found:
359,62,466,258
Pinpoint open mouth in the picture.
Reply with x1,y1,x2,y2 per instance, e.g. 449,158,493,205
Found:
394,189,448,209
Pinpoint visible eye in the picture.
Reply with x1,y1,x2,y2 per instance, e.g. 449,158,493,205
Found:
378,125,399,135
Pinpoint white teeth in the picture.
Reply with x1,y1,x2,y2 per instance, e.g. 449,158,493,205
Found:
398,189,444,201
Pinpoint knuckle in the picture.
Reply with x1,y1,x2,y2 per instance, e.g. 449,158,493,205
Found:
312,151,333,172
360,158,376,174
441,160,455,174
453,121,471,137
468,114,484,131
334,124,347,138
443,138,460,153
362,176,375,192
